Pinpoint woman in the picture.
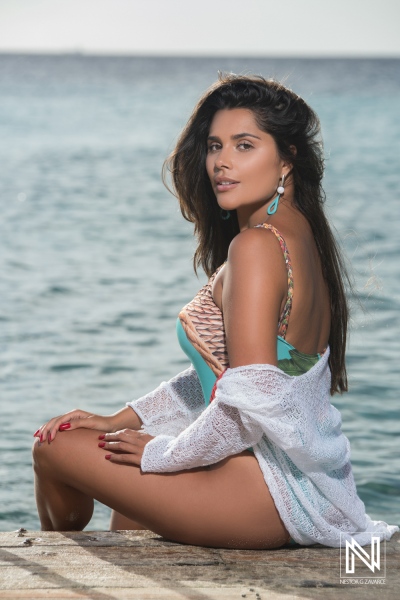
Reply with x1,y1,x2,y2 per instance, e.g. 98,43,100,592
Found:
33,74,398,549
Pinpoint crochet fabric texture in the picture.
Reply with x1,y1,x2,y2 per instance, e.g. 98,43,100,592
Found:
127,350,399,547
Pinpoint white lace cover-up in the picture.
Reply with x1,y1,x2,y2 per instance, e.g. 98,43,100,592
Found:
127,348,399,547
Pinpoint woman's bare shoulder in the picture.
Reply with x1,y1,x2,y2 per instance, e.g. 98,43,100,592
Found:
227,226,286,273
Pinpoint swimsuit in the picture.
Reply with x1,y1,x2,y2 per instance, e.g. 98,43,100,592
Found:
177,223,322,404
177,223,321,547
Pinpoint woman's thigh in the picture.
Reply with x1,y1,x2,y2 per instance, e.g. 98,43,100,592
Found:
33,429,289,549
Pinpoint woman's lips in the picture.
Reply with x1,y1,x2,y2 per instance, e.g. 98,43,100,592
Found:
215,180,239,193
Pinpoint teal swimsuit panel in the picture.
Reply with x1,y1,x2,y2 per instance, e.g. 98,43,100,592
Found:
177,318,320,407
176,318,217,405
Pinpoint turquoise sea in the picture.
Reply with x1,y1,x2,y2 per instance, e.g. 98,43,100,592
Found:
0,54,399,531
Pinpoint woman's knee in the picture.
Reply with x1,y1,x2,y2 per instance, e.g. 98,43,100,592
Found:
33,437,50,476
32,434,65,475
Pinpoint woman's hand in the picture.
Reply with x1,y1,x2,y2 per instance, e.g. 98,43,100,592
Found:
98,429,154,466
33,406,142,444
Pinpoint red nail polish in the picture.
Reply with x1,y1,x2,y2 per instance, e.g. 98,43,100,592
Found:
59,423,71,431
33,429,40,437
98,434,105,440
98,442,105,448
40,435,43,443
105,454,111,460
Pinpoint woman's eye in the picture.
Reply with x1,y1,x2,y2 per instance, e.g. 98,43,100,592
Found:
238,141,253,150
207,143,220,152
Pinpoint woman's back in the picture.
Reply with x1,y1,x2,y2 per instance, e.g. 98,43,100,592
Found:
265,204,331,356
211,203,330,368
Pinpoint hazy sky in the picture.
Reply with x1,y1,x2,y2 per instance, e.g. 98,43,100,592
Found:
0,0,399,57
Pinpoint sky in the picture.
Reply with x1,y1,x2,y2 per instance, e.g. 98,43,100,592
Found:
0,0,399,57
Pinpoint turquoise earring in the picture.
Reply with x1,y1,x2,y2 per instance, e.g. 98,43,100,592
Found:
220,209,231,220
267,175,285,216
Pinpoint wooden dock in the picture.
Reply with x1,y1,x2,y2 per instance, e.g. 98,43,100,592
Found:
0,530,398,598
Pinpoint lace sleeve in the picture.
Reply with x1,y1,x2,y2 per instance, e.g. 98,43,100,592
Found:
126,365,205,436
140,394,264,473
140,349,347,474
201,350,351,474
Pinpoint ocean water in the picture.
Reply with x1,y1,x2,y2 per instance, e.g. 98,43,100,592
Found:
0,54,399,531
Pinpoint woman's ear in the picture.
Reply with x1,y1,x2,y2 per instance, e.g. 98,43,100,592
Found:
282,145,296,176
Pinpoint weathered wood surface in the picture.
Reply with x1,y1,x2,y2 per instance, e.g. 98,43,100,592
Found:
0,530,398,599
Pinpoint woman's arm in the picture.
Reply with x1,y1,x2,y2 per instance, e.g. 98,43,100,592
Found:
130,228,284,441
35,365,204,443
127,364,205,437
137,229,291,471
34,406,143,444
223,227,287,368
140,393,263,472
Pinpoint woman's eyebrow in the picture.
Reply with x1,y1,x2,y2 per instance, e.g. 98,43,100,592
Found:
207,132,262,141
232,132,261,140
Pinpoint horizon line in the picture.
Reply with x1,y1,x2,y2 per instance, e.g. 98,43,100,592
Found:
0,49,400,60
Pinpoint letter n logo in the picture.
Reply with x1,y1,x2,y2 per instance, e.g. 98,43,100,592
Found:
345,536,381,573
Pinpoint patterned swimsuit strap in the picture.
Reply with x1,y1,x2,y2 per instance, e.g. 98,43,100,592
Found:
254,223,294,339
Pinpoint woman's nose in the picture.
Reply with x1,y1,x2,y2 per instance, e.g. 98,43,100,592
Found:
214,151,231,170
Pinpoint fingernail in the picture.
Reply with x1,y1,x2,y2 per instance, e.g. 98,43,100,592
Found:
98,442,105,448
33,429,40,437
59,423,71,431
40,435,43,443
105,454,111,460
98,434,105,440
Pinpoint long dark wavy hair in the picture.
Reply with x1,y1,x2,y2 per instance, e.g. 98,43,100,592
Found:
164,74,350,394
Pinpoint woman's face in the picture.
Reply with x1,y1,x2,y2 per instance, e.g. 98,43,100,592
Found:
206,108,288,218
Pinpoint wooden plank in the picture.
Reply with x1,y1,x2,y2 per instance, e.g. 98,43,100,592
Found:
0,530,398,599
0,588,316,599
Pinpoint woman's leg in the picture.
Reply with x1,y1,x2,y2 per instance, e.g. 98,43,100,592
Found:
33,429,290,549
109,510,147,531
